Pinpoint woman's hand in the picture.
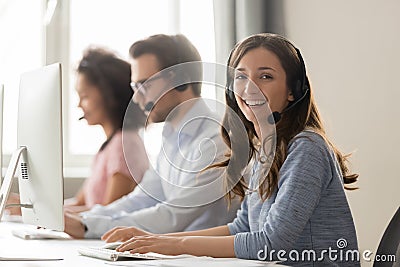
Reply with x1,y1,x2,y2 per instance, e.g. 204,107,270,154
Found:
116,235,185,256
64,211,85,239
101,226,151,242
5,193,22,216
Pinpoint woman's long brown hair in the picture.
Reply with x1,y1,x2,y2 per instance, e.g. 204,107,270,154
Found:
217,33,358,202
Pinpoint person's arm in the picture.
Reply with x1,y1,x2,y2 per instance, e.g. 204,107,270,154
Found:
168,225,232,237
107,225,236,257
74,187,85,205
65,194,155,239
116,135,332,258
83,200,207,239
102,224,231,242
106,130,233,233
79,167,165,239
117,235,236,258
64,187,85,206
64,211,86,239
81,168,162,218
102,172,137,205
83,168,225,239
64,205,90,213
102,184,249,242
102,197,248,243
102,133,245,242
5,193,22,215
63,187,87,213
101,164,227,233
84,124,231,239
232,134,331,260
101,131,145,205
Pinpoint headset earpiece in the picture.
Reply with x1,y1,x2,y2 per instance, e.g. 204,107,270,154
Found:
264,41,310,124
226,81,235,101
293,80,303,100
175,83,189,92
174,72,190,92
167,69,189,92
292,47,309,101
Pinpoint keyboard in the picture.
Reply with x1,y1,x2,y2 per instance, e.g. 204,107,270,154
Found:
78,244,190,262
12,228,71,240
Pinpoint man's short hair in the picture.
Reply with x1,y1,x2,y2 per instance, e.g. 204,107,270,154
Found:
129,34,202,96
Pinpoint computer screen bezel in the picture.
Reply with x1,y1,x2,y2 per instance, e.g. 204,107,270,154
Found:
17,63,64,231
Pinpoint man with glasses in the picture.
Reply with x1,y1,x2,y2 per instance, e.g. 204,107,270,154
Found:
64,34,239,239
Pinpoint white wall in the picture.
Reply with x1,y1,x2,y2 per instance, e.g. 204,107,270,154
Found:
283,0,400,265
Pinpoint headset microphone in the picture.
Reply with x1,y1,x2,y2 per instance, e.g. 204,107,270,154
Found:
267,44,310,125
268,112,281,124
79,116,85,121
144,102,154,112
267,87,309,124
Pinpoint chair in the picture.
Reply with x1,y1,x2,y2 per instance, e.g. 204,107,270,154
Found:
373,207,400,267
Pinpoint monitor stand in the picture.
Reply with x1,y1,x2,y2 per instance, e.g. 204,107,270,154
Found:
0,147,32,221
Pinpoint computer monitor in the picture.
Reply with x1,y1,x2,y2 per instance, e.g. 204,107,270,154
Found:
0,63,64,231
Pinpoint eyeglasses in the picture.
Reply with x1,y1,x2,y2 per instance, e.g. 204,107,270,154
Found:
130,73,167,94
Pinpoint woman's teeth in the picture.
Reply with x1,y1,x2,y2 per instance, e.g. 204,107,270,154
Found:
245,100,266,106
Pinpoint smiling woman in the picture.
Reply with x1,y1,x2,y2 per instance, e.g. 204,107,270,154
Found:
233,47,295,135
102,33,360,266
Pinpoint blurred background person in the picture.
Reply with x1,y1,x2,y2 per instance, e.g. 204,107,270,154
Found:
6,47,149,215
64,47,149,213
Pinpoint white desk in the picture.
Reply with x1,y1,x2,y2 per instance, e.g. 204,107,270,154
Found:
0,222,281,267
0,221,103,266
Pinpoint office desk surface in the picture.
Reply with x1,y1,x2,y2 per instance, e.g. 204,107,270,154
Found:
0,221,103,266
0,222,281,266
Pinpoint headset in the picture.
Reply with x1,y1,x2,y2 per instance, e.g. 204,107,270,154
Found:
268,45,310,124
226,37,310,124
144,36,190,112
143,36,190,112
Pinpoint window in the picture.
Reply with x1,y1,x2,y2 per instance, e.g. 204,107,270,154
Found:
1,0,216,173
67,0,215,168
0,0,44,156
68,0,171,157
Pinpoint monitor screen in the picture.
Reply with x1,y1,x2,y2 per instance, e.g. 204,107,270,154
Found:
17,63,64,231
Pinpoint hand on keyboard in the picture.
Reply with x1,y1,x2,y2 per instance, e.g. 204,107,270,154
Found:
101,241,124,250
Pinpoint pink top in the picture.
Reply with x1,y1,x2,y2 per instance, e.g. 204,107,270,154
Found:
83,130,148,208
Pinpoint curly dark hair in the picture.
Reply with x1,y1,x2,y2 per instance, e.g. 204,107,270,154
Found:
77,47,145,133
